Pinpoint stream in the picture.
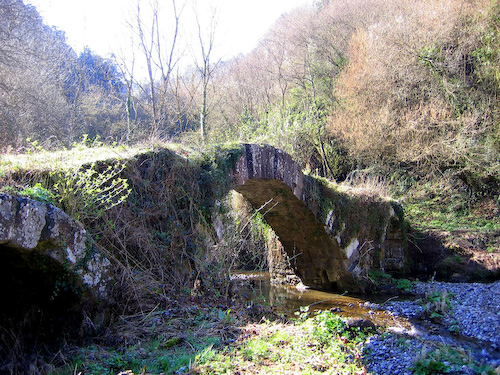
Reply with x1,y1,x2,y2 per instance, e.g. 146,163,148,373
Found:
232,271,500,365
232,271,414,329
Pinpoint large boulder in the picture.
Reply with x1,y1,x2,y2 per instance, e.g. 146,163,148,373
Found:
0,193,110,297
0,193,113,362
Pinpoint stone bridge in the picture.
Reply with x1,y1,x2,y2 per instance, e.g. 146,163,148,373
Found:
0,144,407,338
230,144,407,291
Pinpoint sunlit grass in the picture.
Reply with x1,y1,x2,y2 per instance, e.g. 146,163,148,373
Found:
402,188,500,232
194,311,371,375
404,201,500,232
51,310,372,375
0,144,146,173
0,140,235,175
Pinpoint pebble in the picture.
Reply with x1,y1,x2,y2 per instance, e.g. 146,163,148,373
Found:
362,280,500,374
412,280,500,347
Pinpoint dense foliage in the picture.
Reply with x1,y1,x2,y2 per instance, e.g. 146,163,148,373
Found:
2,0,499,274
208,0,500,190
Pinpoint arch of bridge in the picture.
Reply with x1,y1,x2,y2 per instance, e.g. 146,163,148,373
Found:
231,144,356,291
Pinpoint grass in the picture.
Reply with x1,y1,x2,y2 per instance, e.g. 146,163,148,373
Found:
400,180,500,233
49,308,374,375
397,178,500,278
193,309,375,374
50,303,232,375
413,344,497,375
45,296,499,375
0,136,204,176
403,198,500,232
419,290,453,322
0,144,147,173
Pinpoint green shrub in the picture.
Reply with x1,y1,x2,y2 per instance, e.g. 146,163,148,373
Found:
309,310,371,345
19,183,56,205
413,345,496,375
420,290,453,321
396,278,414,293
368,270,393,286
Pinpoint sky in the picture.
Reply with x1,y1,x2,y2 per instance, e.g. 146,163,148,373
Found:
26,0,314,62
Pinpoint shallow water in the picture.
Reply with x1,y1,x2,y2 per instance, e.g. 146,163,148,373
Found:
232,271,414,331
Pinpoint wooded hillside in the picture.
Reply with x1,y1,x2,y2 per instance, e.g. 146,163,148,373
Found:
209,0,500,191
1,0,499,197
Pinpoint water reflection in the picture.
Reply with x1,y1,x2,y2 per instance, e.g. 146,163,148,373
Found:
233,271,413,330
232,272,498,362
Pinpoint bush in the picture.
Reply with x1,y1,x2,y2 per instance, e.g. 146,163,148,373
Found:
53,162,131,222
329,0,500,186
19,183,56,205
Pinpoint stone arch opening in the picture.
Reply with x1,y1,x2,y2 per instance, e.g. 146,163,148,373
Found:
0,194,111,367
234,178,352,291
229,144,407,292
0,244,84,363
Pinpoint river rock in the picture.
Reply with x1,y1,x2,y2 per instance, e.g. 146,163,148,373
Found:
0,193,85,258
347,318,377,331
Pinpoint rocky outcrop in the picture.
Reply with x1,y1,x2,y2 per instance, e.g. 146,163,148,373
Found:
0,193,110,297
0,193,112,360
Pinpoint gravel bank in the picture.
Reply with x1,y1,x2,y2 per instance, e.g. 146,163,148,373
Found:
363,280,500,374
412,280,500,347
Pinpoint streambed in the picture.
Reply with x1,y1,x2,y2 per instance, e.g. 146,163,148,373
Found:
232,271,500,372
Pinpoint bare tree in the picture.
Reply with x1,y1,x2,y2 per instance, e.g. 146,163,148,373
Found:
0,0,76,149
192,0,220,143
115,50,137,143
131,0,183,138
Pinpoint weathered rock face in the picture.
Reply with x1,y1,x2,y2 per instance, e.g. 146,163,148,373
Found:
231,144,407,291
233,144,308,200
0,193,113,359
322,193,407,279
0,193,110,296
